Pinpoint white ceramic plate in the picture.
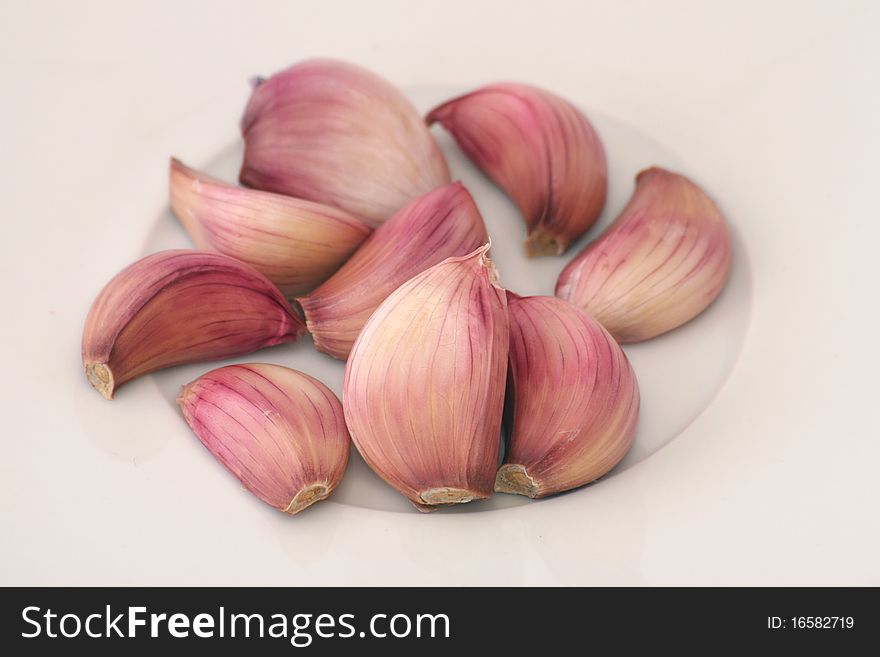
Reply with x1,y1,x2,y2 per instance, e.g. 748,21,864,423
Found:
143,88,751,515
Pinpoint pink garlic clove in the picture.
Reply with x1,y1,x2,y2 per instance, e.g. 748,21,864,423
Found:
298,182,489,360
428,83,607,257
240,59,450,227
497,293,640,498
556,167,732,343
170,158,371,299
343,245,508,511
82,250,305,399
179,364,349,514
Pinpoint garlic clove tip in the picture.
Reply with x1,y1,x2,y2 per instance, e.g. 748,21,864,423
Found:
419,487,482,505
524,228,565,258
284,484,331,515
84,362,115,400
494,464,541,498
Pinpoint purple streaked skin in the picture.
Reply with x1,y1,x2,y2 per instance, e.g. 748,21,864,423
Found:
170,158,372,299
343,245,508,511
497,293,640,498
240,58,450,227
82,250,305,400
178,363,350,514
556,167,732,343
427,83,607,257
298,182,489,360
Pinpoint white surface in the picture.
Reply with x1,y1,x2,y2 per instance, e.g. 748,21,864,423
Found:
1,0,878,585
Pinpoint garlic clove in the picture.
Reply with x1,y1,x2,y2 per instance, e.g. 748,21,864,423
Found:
555,167,732,343
240,58,450,227
427,83,607,257
343,244,508,511
178,363,349,514
298,182,489,360
170,158,372,299
82,250,305,399
496,293,639,498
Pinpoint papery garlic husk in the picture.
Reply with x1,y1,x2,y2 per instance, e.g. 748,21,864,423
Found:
556,167,732,343
178,364,349,514
240,58,450,227
344,244,508,511
496,293,639,498
82,250,305,399
170,158,372,298
298,182,489,360
427,83,607,257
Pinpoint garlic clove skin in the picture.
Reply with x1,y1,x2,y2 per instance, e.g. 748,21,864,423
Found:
240,59,450,227
427,83,607,257
178,364,349,514
170,158,372,299
497,293,639,498
298,182,489,360
555,167,732,343
82,250,305,400
343,245,508,511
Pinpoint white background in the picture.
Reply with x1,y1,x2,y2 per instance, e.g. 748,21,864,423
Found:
1,0,878,584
